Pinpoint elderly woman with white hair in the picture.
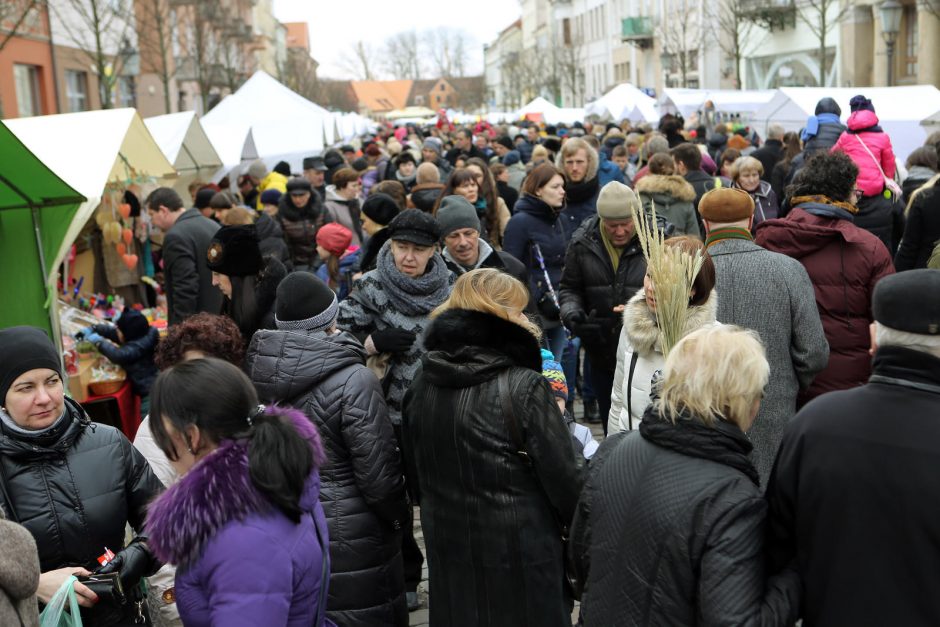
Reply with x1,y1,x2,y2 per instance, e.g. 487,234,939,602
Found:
570,325,801,626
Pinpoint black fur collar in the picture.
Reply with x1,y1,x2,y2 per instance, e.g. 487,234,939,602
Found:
423,308,542,372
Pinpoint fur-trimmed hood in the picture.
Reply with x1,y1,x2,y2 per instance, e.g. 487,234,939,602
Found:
421,308,542,388
636,174,697,202
147,406,326,570
622,288,718,357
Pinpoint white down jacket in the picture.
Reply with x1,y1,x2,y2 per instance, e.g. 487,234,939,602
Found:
608,289,718,434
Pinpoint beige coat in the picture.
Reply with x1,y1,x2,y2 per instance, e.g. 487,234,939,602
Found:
0,518,39,627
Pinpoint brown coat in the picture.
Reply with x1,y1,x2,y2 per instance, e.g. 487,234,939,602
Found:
0,519,40,627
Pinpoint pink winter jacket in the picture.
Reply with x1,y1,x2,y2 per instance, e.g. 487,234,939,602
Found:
831,110,896,197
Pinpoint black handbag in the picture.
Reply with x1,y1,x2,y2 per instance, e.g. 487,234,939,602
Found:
497,370,580,600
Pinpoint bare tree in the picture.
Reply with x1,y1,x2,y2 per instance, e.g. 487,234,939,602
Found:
338,41,377,80
384,30,422,79
423,28,473,78
717,0,763,87
0,0,42,117
500,52,526,110
658,0,700,88
216,35,248,94
135,0,174,113
796,0,848,85
555,39,586,106
50,0,135,108
176,2,228,112
280,50,319,102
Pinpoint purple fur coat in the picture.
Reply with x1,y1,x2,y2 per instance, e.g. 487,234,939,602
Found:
147,407,335,627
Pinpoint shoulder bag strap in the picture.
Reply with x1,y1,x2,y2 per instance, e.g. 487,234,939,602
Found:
626,351,640,432
853,134,888,179
497,370,531,466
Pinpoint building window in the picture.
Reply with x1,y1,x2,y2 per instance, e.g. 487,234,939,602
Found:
440,83,445,91
903,5,917,77
118,76,135,108
13,64,41,117
65,70,88,112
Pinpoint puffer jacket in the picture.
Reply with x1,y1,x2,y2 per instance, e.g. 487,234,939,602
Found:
636,174,700,237
0,398,162,626
0,518,40,627
608,290,718,434
402,309,583,627
147,408,331,627
503,194,568,327
755,204,895,403
246,330,409,626
896,182,940,270
277,194,331,270
558,216,647,368
831,110,897,198
91,325,159,397
570,410,801,626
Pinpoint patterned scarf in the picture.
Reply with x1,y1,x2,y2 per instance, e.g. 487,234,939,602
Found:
790,194,858,215
376,241,453,316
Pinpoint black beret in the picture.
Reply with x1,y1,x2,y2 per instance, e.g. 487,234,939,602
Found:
286,177,312,194
386,208,441,247
207,225,263,277
361,193,400,226
873,269,940,335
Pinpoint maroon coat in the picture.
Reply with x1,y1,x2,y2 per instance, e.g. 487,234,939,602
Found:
755,205,894,404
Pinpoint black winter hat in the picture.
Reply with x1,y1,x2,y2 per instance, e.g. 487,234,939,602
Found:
273,161,292,177
815,97,842,116
873,269,940,335
303,156,327,171
194,187,215,210
386,208,441,246
116,307,150,342
0,326,61,404
361,193,400,226
351,157,369,172
849,95,875,113
495,136,514,150
323,149,345,170
274,272,338,332
206,225,263,277
286,177,312,195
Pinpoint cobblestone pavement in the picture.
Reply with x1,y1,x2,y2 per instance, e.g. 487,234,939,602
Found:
408,400,603,626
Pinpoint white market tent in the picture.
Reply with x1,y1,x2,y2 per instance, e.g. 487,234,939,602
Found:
660,88,777,119
145,111,222,195
333,111,374,141
752,86,940,163
515,97,584,125
201,71,338,175
584,84,658,124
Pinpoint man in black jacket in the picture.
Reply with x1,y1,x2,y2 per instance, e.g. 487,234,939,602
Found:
147,187,223,325
767,269,940,626
671,142,727,214
751,123,785,182
559,182,648,435
444,128,485,166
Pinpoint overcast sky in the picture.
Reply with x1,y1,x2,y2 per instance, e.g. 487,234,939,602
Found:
272,0,521,79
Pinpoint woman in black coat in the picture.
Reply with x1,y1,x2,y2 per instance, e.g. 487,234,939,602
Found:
0,326,162,626
402,268,583,627
895,179,940,271
276,177,330,270
570,325,801,626
246,272,410,626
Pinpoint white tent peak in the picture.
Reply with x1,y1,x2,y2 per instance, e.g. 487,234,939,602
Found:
145,111,222,173
585,84,658,124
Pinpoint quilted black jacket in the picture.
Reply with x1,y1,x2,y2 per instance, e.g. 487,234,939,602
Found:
402,309,584,627
246,329,410,627
570,408,801,626
0,398,162,625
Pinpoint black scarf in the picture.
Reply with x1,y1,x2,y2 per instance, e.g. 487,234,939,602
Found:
565,176,600,204
639,406,759,486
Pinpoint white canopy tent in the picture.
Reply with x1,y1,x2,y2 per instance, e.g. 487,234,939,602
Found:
145,111,222,194
515,97,584,125
201,71,338,175
660,88,777,120
333,112,374,141
584,84,658,124
752,86,940,163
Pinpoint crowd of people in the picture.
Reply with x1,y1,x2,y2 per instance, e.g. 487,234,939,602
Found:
1,93,940,627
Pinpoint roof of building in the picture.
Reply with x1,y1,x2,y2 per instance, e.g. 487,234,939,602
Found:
350,80,414,113
284,22,309,51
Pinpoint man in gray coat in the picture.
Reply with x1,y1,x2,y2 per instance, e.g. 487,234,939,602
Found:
699,188,828,484
146,187,222,325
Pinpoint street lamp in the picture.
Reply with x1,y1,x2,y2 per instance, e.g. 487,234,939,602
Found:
119,38,140,108
879,0,903,86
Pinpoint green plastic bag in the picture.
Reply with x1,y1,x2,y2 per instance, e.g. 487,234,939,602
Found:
39,574,83,627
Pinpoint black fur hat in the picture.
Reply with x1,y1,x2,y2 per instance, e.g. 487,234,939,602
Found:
206,225,263,277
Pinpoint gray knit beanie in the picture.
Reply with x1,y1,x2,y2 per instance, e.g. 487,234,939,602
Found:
436,195,480,238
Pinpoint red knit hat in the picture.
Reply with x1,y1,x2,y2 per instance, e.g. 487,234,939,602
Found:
316,223,353,257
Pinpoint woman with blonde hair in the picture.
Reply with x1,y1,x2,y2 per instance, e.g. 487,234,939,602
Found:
731,155,779,226
571,324,801,625
402,268,583,627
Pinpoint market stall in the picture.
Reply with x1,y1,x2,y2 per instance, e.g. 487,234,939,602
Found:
0,121,86,336
145,111,223,196
659,88,777,122
584,83,659,124
202,70,339,176
752,85,940,163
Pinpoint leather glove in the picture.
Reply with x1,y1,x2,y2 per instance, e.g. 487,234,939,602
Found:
370,328,417,354
96,539,161,591
570,310,604,345
563,309,587,330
